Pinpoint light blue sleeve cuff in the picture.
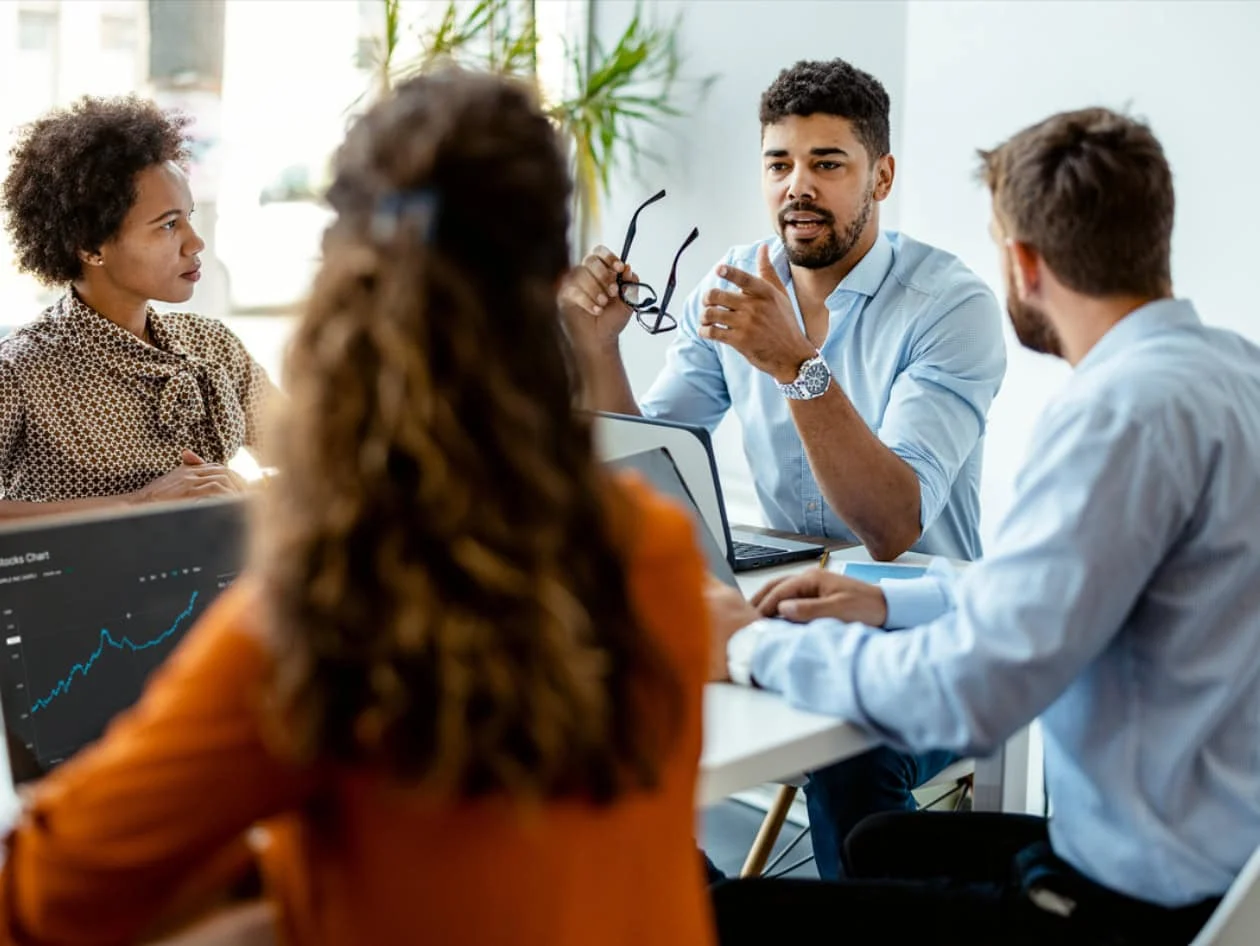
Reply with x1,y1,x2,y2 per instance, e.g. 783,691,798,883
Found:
879,575,954,629
747,616,877,719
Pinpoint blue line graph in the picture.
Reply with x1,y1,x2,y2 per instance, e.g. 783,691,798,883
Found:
29,591,200,714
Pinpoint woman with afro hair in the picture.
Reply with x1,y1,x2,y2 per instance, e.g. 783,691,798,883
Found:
0,95,277,519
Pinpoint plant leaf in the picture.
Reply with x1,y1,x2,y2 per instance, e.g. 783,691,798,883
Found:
357,0,718,239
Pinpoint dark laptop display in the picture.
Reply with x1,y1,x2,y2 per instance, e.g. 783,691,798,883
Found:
0,498,247,782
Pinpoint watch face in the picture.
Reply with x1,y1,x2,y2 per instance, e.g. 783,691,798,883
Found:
801,358,831,396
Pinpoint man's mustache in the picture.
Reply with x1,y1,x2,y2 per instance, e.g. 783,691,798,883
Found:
778,202,836,228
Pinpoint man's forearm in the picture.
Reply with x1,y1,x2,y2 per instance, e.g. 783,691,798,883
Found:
577,343,640,415
790,386,922,561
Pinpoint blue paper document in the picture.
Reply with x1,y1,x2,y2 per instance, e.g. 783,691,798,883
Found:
841,562,928,583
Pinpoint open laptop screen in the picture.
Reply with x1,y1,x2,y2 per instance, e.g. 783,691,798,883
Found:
0,498,247,783
606,447,739,588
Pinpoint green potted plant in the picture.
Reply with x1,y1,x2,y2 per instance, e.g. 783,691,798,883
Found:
359,0,713,249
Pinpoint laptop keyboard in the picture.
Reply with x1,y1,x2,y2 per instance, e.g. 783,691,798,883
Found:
731,539,780,559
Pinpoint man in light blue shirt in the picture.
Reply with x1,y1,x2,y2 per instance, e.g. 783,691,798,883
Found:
642,231,997,563
561,58,1005,880
708,108,1260,945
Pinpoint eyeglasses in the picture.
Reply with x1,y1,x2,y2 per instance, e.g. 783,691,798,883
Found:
616,189,700,335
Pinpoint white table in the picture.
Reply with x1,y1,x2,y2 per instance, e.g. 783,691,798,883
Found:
698,544,1026,813
698,683,872,806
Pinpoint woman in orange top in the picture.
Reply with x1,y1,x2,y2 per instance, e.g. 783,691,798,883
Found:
0,70,714,946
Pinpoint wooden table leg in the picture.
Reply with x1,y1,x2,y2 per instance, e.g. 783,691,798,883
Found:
740,784,798,877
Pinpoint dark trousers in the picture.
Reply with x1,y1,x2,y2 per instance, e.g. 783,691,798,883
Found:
711,812,1221,946
804,745,958,878
703,746,956,883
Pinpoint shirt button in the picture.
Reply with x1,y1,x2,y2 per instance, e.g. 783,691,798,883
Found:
807,502,818,512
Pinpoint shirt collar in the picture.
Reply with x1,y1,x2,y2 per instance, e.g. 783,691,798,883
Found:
56,291,187,358
147,312,192,358
769,231,895,306
1075,298,1202,374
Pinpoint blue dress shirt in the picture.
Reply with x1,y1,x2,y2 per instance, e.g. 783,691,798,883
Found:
638,232,1006,561
742,299,1260,907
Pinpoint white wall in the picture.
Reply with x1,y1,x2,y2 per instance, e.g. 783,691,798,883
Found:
899,0,1260,546
590,0,908,523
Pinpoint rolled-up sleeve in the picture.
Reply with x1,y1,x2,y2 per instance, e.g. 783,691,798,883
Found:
638,259,731,433
877,290,1006,533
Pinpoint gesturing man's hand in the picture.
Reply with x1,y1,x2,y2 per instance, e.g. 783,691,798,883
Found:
699,244,816,383
559,245,640,349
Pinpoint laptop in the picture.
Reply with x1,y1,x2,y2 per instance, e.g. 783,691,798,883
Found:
594,412,825,572
606,447,739,588
0,498,248,785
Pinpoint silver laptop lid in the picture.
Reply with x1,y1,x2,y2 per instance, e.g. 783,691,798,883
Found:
592,412,732,553
605,447,738,588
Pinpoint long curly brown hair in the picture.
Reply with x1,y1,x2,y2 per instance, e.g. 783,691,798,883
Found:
254,70,679,803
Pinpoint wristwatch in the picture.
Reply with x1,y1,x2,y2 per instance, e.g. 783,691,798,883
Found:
777,351,832,400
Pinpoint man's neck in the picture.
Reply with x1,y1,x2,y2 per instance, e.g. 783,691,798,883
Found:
71,278,149,339
787,225,880,313
1055,292,1169,367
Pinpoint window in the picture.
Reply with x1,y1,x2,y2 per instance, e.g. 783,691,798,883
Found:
98,5,145,95
14,8,60,116
17,10,58,52
355,0,386,70
100,14,139,53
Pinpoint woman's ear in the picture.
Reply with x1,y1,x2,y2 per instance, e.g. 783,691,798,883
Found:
77,248,104,268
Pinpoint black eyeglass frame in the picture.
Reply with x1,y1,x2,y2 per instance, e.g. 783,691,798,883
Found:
615,189,699,335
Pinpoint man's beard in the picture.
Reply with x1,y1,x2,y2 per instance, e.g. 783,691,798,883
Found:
779,187,873,270
1005,262,1063,357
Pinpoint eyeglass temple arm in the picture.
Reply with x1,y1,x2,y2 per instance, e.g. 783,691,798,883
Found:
619,189,667,263
657,227,700,313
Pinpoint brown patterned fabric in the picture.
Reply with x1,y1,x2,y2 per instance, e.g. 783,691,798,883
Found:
0,292,276,502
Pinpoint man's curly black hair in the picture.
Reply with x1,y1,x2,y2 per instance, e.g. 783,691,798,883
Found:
1,95,191,286
759,58,891,161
